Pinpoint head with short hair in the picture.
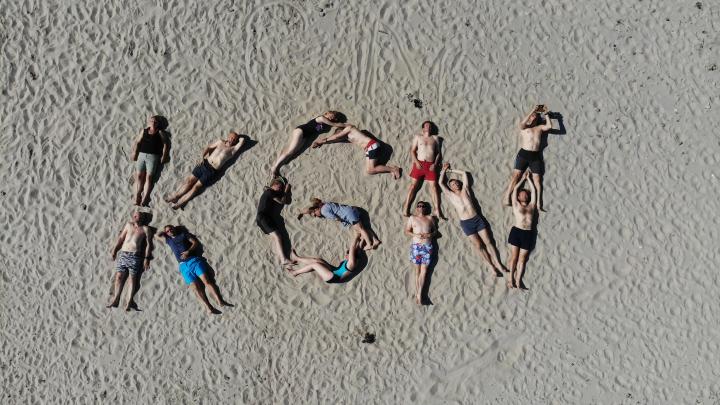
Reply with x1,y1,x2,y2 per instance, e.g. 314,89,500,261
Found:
421,120,439,135
227,131,240,145
448,179,463,192
415,200,431,215
148,115,168,131
517,189,530,205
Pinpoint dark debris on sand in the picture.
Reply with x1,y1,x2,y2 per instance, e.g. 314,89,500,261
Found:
361,332,375,344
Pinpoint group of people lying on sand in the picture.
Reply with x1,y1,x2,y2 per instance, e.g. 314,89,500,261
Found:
109,105,552,313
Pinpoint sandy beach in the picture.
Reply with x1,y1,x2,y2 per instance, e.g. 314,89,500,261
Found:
2,0,720,403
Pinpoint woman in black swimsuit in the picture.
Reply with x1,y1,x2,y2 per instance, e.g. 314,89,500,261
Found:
131,116,170,206
270,111,347,176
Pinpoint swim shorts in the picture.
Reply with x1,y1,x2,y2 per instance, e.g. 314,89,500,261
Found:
508,226,536,251
191,159,218,186
409,160,437,181
459,215,487,236
365,139,380,160
136,152,161,177
513,148,544,174
116,251,144,275
410,242,433,265
179,256,209,285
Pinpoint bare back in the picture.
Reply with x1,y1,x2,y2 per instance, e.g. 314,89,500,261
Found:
120,222,149,253
414,135,440,162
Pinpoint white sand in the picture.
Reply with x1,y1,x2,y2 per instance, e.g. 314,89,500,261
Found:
2,0,720,403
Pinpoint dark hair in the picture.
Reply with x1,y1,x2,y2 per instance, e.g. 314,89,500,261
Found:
449,179,463,188
421,120,439,135
325,111,347,124
151,115,169,131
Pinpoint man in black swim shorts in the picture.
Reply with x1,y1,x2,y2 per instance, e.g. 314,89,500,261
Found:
503,105,553,211
507,172,538,290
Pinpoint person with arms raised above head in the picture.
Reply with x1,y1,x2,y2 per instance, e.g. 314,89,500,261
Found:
507,172,538,290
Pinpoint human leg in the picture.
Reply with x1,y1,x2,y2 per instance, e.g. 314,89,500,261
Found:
268,231,293,265
133,171,145,206
140,172,155,206
366,159,401,179
199,273,232,307
189,280,221,315
165,175,198,203
270,128,304,176
429,181,446,219
172,181,204,209
514,249,531,290
352,223,376,250
125,272,142,310
403,178,422,216
107,271,128,308
478,229,508,276
506,245,520,288
532,173,544,211
503,169,523,206
467,234,498,275
289,262,335,281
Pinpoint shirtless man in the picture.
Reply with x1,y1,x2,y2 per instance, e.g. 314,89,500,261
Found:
155,225,233,315
311,125,402,179
107,211,153,311
165,131,246,209
403,121,445,219
503,105,552,211
439,163,508,277
404,201,438,304
507,172,538,289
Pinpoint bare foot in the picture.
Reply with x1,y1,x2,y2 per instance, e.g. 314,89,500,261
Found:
171,203,184,210
392,167,402,180
506,279,515,288
435,211,447,221
164,194,178,204
106,301,119,308
493,269,504,277
415,295,422,305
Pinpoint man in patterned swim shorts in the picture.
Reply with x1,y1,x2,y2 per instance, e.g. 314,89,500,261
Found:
404,201,438,305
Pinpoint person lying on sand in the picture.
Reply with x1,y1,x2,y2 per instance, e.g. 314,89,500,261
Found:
288,233,361,283
439,163,508,278
311,125,402,179
404,201,438,305
270,111,349,176
297,198,381,250
155,225,233,315
256,178,295,268
164,131,245,209
107,211,153,311
502,105,552,211
131,115,170,207
507,172,538,290
403,121,446,219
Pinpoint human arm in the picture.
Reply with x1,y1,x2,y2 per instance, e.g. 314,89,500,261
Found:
316,115,349,129
202,140,221,159
430,137,442,170
180,235,200,260
111,225,128,260
410,137,421,169
511,172,527,208
438,163,451,192
143,227,154,271
519,107,540,129
526,171,537,206
274,183,292,205
540,112,553,132
404,217,415,238
313,126,351,148
160,131,171,163
232,136,246,155
131,130,143,161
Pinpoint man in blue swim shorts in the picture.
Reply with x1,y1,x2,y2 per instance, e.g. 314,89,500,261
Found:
404,201,438,305
439,163,508,278
155,225,233,315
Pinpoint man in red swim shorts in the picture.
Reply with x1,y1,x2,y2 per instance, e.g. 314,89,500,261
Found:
403,121,446,219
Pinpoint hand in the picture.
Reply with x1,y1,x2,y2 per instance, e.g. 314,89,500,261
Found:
523,171,531,180
414,161,422,169
429,164,436,172
162,155,170,164
144,259,151,271
442,163,450,171
180,251,190,260
311,141,321,149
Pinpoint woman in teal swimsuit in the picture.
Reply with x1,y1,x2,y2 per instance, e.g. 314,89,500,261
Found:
288,234,361,283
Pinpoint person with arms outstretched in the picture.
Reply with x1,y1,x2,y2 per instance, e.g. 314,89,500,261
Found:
439,163,508,277
155,225,233,315
270,111,348,176
165,131,246,209
503,105,552,211
107,211,154,311
403,121,445,219
288,233,362,283
405,201,438,305
311,125,402,179
507,172,538,289
298,198,381,250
